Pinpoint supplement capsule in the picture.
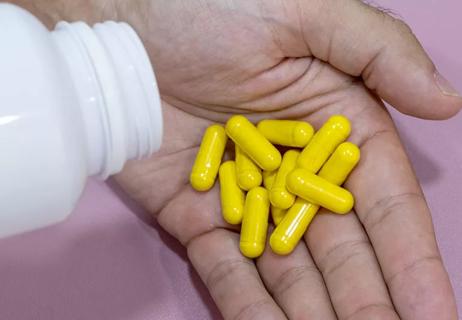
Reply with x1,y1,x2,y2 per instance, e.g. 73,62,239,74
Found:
226,115,281,171
240,187,270,258
271,206,287,226
270,145,361,254
270,150,299,209
298,115,351,173
262,169,287,225
235,146,262,191
319,142,360,185
287,168,354,214
257,120,314,148
262,170,277,190
270,198,319,255
219,161,245,225
190,125,227,191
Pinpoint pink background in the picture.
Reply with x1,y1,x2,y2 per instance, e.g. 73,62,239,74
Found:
0,1,461,319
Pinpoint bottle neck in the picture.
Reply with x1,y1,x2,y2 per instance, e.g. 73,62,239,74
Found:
51,21,163,178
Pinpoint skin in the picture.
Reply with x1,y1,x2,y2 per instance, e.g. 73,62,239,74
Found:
10,0,461,319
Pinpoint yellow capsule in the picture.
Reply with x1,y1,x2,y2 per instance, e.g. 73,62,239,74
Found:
219,161,245,225
226,115,281,171
287,168,354,214
319,142,361,185
262,170,277,190
240,187,270,258
298,115,351,173
235,145,262,191
257,120,314,148
270,198,319,255
190,125,228,191
271,206,287,226
262,170,286,226
270,146,360,255
270,150,299,209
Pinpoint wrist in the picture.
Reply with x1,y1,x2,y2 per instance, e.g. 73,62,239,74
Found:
3,0,118,28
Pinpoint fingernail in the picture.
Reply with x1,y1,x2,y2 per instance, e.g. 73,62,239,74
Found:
434,71,461,97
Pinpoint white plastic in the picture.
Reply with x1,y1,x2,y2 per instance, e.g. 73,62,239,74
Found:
0,4,163,238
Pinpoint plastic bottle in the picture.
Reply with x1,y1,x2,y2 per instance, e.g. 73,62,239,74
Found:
0,4,163,238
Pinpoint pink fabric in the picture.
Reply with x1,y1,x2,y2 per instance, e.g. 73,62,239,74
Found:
0,1,460,319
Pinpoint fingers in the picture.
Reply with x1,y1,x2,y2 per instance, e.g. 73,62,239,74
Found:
188,229,287,320
159,167,286,319
257,231,336,319
347,109,457,319
304,210,400,320
290,0,461,119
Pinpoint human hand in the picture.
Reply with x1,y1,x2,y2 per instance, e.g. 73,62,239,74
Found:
22,0,459,318
111,1,461,319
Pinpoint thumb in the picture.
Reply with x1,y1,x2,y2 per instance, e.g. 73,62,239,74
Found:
291,0,461,119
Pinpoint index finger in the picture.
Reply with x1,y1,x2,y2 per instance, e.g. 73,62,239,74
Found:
347,105,457,320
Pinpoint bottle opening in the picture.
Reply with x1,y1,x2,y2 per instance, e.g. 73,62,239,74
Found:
52,21,163,178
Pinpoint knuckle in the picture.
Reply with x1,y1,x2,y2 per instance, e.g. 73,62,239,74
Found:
270,265,322,299
343,302,396,320
232,298,275,320
391,18,414,36
319,239,371,277
205,258,254,291
387,254,442,286
362,192,424,232
358,128,394,149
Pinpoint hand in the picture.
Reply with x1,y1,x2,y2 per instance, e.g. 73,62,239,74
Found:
22,0,460,319
113,1,460,319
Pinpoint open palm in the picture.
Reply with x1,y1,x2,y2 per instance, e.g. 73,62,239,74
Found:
112,1,461,319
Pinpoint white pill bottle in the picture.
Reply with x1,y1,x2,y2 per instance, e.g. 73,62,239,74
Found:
0,4,163,238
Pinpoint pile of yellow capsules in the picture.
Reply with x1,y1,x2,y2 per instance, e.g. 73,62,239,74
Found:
190,115,360,258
